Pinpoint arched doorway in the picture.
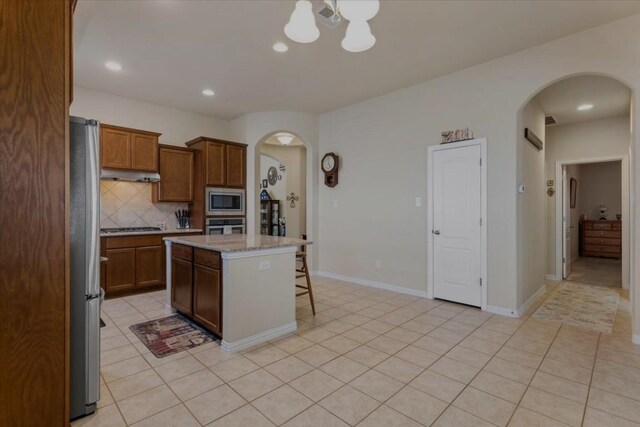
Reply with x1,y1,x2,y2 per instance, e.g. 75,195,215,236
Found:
516,73,633,334
255,131,312,242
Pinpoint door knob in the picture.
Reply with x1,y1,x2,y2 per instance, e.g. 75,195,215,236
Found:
432,230,441,235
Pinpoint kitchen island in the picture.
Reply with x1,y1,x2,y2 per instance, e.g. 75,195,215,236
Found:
163,234,311,352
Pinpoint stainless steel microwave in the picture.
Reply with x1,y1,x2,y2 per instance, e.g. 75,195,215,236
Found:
206,187,245,216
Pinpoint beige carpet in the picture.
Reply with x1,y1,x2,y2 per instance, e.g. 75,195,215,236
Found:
533,281,619,333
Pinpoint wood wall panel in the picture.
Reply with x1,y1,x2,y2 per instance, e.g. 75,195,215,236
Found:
0,0,70,425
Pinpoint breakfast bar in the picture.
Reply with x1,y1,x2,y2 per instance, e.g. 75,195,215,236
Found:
163,234,310,352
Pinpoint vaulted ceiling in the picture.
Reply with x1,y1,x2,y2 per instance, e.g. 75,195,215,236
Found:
74,1,640,119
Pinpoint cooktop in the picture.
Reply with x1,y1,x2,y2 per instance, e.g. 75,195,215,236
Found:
100,227,162,234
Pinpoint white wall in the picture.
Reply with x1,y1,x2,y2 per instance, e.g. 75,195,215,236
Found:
261,145,307,239
545,115,630,276
578,161,622,220
71,87,232,146
517,99,546,307
318,13,640,324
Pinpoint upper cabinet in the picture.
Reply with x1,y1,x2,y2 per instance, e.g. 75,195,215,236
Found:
205,141,226,187
187,137,247,188
226,144,246,188
100,124,160,172
152,145,195,202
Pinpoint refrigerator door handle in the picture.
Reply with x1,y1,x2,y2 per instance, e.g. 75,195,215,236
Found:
86,120,101,297
85,297,101,405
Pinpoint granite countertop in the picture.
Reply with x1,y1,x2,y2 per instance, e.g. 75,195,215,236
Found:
100,229,203,237
163,234,312,253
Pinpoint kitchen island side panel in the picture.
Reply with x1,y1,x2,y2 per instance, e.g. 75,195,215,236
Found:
222,251,296,344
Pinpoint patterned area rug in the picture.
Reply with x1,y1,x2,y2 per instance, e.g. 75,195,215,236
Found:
129,315,216,358
533,281,619,333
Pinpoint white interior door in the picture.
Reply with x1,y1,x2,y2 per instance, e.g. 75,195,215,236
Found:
562,168,571,278
432,144,482,307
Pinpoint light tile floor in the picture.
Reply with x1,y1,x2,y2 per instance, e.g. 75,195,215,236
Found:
73,277,640,427
567,257,622,287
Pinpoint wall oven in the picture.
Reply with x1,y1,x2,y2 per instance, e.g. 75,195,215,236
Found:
206,217,246,235
207,187,245,216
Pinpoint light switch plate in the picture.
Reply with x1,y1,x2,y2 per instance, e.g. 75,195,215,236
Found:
415,197,423,207
259,260,271,271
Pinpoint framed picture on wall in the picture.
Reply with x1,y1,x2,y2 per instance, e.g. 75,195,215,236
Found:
570,177,577,209
262,179,268,188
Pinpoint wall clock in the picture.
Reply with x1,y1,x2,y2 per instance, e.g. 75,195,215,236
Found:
267,166,278,186
321,152,339,188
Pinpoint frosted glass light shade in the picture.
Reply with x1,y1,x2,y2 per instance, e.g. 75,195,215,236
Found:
342,20,376,52
338,0,380,22
284,0,320,44
277,135,294,145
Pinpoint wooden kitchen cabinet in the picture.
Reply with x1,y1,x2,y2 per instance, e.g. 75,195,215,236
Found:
226,144,246,188
102,232,200,298
171,257,193,316
131,132,159,171
152,145,195,202
193,264,222,334
206,141,226,187
105,248,136,292
186,137,247,188
101,123,160,172
101,126,131,169
135,246,163,287
168,244,222,336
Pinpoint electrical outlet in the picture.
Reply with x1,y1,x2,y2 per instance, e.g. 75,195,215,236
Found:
375,260,381,269
259,260,271,271
415,197,422,207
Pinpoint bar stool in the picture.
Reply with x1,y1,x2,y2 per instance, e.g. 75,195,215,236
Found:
296,237,316,315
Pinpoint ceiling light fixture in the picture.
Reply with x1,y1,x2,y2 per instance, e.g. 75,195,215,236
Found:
577,104,594,111
277,134,294,145
202,89,215,96
284,0,379,52
105,61,122,71
284,0,319,43
273,42,289,53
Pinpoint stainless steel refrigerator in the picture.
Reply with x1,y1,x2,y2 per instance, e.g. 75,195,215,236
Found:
69,116,101,420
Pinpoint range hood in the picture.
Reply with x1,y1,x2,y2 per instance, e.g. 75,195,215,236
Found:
100,169,161,183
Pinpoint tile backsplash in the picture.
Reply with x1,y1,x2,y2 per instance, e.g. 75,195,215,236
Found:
100,181,188,229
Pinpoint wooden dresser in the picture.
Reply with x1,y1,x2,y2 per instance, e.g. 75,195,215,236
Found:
580,220,622,259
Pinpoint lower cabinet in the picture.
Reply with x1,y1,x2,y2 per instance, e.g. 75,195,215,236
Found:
102,232,201,298
105,248,136,292
193,264,222,335
169,244,222,336
135,246,163,288
171,257,193,316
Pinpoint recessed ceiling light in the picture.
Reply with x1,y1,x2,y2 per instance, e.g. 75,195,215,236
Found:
202,89,215,96
273,42,289,53
105,61,122,71
577,104,593,111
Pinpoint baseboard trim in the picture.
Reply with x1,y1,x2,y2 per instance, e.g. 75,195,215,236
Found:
516,284,546,317
315,271,430,299
632,334,640,345
545,274,561,281
485,305,518,318
221,321,297,353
